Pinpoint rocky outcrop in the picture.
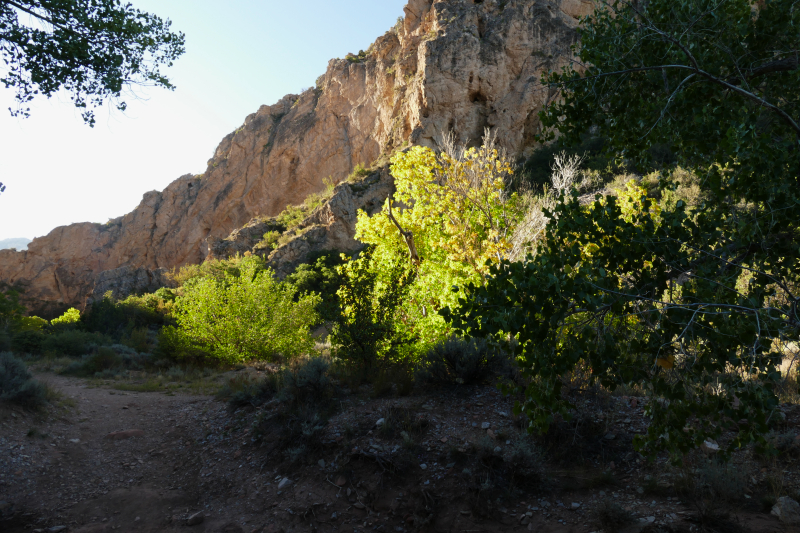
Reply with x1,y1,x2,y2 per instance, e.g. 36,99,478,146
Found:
90,266,173,303
0,0,590,316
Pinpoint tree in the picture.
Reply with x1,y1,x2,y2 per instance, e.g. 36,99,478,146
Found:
174,257,320,364
1,0,185,126
355,132,522,347
330,247,416,375
446,0,800,460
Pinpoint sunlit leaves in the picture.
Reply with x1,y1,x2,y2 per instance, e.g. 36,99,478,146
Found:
174,257,319,364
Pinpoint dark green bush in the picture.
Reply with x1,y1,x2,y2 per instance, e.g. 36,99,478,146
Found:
11,330,45,355
285,251,347,322
84,347,122,374
417,336,500,385
42,330,111,357
0,329,11,352
330,248,415,376
218,371,281,408
518,134,610,192
0,352,46,409
81,291,174,338
280,357,334,407
154,325,212,365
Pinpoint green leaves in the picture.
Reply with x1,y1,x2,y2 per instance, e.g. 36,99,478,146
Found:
174,257,320,364
455,0,800,460
0,0,185,125
330,247,416,374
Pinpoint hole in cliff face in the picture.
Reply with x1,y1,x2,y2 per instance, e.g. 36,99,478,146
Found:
469,73,474,84
470,91,487,104
477,16,486,39
473,0,484,3
187,182,193,189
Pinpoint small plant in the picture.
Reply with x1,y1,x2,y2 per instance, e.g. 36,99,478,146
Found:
417,336,500,385
261,230,281,250
0,352,46,409
595,499,634,531
280,356,333,407
217,371,280,408
506,436,544,483
78,346,122,375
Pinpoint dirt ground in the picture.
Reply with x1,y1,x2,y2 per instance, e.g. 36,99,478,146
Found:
0,372,798,533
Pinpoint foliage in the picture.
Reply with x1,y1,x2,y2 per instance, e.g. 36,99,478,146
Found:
0,352,46,409
0,0,186,125
0,286,24,330
42,330,112,356
15,316,48,331
82,289,175,337
518,135,610,192
330,248,415,375
280,356,334,407
448,0,800,460
169,255,266,287
349,163,371,181
417,336,501,385
51,307,80,327
174,256,320,364
284,251,347,322
217,371,280,408
355,133,522,347
260,230,281,250
11,330,44,354
154,325,211,365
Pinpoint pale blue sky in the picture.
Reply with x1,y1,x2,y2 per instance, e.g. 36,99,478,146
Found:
0,0,407,240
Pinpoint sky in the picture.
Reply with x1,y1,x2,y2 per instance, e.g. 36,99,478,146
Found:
0,0,408,240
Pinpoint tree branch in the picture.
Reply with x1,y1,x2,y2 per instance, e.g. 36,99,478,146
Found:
386,196,421,268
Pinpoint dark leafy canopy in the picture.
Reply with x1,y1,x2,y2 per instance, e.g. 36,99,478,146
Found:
445,0,800,460
0,0,185,125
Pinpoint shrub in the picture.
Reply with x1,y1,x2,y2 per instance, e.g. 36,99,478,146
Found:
11,330,45,355
280,356,333,407
284,251,347,321
506,437,544,482
330,248,415,376
50,307,80,327
15,316,48,331
595,499,634,531
261,230,281,250
218,371,280,408
82,291,173,337
175,256,320,364
154,325,206,364
85,347,123,374
42,330,111,357
417,336,499,385
0,329,9,351
0,352,46,409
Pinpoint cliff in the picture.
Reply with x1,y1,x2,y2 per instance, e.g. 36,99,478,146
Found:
0,0,593,317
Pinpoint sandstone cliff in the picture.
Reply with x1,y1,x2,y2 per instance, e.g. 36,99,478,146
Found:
0,0,593,316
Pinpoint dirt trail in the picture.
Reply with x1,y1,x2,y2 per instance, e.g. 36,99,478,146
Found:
0,374,237,533
0,373,796,533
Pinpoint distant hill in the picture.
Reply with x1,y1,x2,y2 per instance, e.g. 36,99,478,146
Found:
0,237,31,250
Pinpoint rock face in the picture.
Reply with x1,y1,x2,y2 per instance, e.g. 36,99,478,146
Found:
0,0,590,316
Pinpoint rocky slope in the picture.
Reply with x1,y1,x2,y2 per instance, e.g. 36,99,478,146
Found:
0,0,593,316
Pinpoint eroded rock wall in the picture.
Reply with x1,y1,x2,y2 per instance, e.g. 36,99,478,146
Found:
0,0,591,316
